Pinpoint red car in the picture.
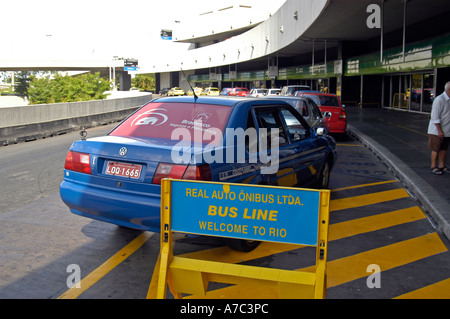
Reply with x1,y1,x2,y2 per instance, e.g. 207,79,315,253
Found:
229,87,249,97
297,92,347,134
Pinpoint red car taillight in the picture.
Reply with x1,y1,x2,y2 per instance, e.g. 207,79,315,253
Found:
152,163,212,184
182,164,212,181
64,151,92,174
339,109,347,119
152,163,187,184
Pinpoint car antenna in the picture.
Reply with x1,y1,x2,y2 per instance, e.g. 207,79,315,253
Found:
181,68,198,100
80,125,87,140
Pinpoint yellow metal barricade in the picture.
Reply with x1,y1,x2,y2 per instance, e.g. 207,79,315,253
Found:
150,179,330,299
393,93,409,109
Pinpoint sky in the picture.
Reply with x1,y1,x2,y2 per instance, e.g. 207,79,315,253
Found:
2,0,207,60
2,0,284,63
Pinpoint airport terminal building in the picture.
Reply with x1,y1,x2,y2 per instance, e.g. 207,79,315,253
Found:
150,0,450,114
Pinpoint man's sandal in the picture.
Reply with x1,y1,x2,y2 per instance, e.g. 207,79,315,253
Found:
439,166,450,174
431,167,443,175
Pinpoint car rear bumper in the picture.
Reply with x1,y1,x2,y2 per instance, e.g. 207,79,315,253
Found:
328,121,347,133
60,179,161,232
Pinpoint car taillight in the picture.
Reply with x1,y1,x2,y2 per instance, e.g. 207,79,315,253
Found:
152,163,212,184
65,151,92,174
182,164,212,181
152,163,187,184
339,110,347,119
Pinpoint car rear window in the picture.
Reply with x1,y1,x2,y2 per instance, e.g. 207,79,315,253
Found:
110,102,231,144
318,95,340,107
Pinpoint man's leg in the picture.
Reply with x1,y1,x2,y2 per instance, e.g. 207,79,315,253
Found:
438,150,447,169
431,151,443,174
431,150,439,169
429,134,442,173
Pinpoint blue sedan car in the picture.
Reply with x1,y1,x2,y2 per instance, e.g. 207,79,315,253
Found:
60,96,337,250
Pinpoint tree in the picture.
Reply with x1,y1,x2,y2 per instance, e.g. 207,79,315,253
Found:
28,72,110,104
132,74,155,91
28,76,52,104
14,71,32,97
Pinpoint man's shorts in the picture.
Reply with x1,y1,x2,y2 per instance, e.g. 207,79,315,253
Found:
429,134,450,152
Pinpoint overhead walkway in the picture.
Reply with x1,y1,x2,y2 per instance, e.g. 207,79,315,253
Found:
0,58,124,73
148,0,330,73
0,58,134,90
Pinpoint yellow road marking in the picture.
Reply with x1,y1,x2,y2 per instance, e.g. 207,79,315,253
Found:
329,206,425,241
331,180,398,192
331,188,409,211
58,232,152,299
336,144,364,147
377,118,428,137
179,206,428,298
395,278,450,299
316,233,447,289
186,233,447,298
146,254,161,299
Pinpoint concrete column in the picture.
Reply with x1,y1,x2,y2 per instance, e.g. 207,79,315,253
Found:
119,71,131,91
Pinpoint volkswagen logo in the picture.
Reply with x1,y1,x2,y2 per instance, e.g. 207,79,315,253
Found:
119,147,128,156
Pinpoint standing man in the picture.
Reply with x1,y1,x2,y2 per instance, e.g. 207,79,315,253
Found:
428,81,450,175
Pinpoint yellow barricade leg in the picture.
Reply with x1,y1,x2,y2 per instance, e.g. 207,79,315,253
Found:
169,257,320,299
156,179,173,299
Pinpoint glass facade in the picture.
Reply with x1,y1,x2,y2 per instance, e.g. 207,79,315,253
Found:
383,72,435,113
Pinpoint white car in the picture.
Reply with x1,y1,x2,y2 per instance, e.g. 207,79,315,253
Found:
280,85,310,96
266,88,281,96
249,88,268,97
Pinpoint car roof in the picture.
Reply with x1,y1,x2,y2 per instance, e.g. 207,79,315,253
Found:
301,92,338,97
263,96,306,101
150,96,293,108
264,95,322,105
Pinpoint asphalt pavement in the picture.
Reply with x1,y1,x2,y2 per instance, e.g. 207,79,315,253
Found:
346,106,450,241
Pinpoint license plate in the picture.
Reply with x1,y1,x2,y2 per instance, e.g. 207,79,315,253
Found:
105,161,142,179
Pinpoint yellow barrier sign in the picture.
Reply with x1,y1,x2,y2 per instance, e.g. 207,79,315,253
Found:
151,179,330,299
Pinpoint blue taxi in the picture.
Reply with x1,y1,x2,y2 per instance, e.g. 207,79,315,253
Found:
60,96,337,249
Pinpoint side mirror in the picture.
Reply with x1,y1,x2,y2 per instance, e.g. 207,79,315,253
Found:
316,127,326,136
323,111,332,118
